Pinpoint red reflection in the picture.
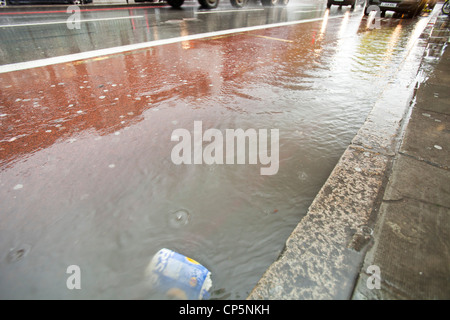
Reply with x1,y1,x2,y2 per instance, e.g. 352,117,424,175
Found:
0,19,326,170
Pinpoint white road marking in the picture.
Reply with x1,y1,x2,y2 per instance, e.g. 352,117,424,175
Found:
0,15,346,74
289,4,320,7
0,15,144,28
195,9,264,14
294,10,326,13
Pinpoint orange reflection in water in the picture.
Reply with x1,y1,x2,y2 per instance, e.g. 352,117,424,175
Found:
0,20,325,170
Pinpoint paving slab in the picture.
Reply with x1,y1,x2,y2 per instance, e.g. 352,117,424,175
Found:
383,154,450,208
425,46,450,85
353,198,450,300
400,108,450,169
414,81,450,115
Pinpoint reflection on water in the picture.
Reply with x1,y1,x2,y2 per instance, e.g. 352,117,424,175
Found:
0,7,324,65
0,10,432,299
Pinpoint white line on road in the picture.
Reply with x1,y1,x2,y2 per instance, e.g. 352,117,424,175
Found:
0,15,144,28
294,10,326,13
195,9,265,14
289,4,321,7
0,15,345,74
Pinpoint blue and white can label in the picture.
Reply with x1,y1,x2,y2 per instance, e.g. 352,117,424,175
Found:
146,248,212,300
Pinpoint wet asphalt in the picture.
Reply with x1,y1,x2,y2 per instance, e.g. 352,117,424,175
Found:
0,0,439,299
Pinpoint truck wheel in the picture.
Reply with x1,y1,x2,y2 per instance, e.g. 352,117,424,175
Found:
230,0,247,7
167,0,185,8
261,0,278,6
199,0,219,8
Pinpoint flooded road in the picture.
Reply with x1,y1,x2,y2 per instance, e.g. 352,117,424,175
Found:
0,1,341,65
0,1,434,299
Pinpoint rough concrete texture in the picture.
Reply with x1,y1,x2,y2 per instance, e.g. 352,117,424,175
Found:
248,147,388,299
350,59,422,156
353,161,450,300
249,10,449,300
416,82,450,115
351,88,412,156
401,26,450,169
400,109,449,169
383,155,450,207
352,15,450,300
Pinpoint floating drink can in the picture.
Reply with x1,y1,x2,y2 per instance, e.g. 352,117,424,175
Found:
146,248,212,300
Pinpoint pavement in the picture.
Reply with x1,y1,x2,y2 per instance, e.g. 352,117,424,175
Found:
352,13,450,300
249,9,449,300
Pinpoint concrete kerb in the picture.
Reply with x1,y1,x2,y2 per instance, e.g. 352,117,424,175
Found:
248,145,391,300
248,9,443,300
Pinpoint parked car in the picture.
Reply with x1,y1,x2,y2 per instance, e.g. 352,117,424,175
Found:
364,0,428,18
327,0,357,10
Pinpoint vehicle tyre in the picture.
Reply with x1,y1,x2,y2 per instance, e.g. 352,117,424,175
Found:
408,2,424,18
0,0,7,6
261,0,279,6
381,10,386,17
443,1,450,14
417,1,426,13
167,0,184,7
230,0,247,7
327,1,332,9
199,0,219,8
351,1,356,10
279,0,289,6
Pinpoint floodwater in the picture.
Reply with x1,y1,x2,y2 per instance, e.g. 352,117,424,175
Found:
0,5,433,299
